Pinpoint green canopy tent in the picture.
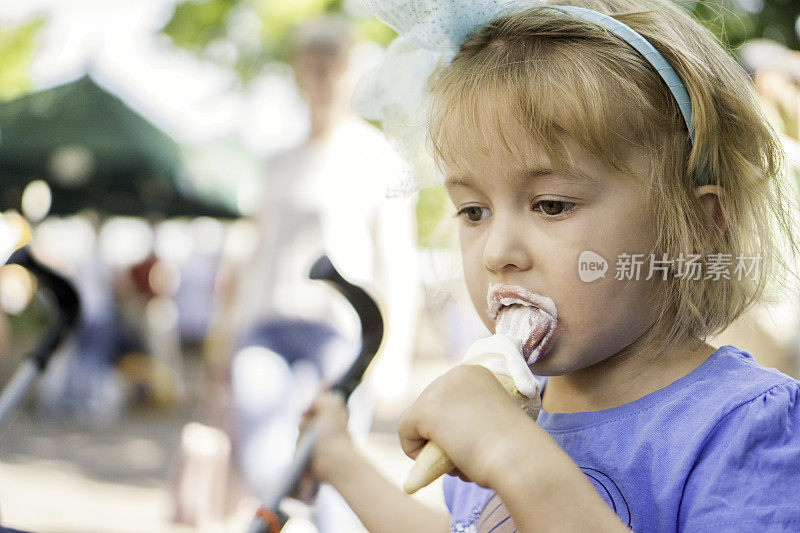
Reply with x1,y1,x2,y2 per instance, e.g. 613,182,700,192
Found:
0,75,239,219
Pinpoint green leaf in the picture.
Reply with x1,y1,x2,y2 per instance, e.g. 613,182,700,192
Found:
0,17,46,102
161,0,237,52
416,185,458,249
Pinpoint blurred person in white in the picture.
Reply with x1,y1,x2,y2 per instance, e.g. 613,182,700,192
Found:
223,16,419,531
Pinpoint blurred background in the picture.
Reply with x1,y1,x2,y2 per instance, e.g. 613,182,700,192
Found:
0,0,799,532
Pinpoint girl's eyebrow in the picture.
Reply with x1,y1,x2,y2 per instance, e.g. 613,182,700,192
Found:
444,175,475,189
519,166,599,184
444,167,598,188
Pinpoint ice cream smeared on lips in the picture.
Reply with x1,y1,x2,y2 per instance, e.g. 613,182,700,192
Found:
488,283,558,365
401,283,556,494
459,284,557,399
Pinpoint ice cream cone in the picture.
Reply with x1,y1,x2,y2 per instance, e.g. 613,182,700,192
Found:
403,365,540,494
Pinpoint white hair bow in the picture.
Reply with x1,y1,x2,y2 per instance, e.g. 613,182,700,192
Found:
354,0,531,196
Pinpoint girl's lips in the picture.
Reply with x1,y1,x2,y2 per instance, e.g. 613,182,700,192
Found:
487,283,558,320
487,283,558,363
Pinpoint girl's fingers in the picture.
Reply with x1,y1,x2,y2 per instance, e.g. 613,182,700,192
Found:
303,392,345,420
299,392,345,437
312,391,346,414
303,391,350,443
396,369,468,460
301,391,353,483
397,406,429,459
396,365,525,485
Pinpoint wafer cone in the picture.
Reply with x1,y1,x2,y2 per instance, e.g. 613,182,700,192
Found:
403,362,540,494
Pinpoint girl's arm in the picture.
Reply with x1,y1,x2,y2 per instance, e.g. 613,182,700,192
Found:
305,393,450,533
398,365,630,532
487,412,630,531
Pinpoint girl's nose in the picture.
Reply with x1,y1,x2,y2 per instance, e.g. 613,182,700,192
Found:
483,216,533,273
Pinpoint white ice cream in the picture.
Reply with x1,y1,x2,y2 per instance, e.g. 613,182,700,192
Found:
459,284,558,398
487,283,558,364
461,333,541,398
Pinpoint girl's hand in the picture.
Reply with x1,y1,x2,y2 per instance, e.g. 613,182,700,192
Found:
397,364,534,488
300,391,355,484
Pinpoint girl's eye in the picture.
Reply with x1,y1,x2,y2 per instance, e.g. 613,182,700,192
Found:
535,200,575,217
456,205,491,223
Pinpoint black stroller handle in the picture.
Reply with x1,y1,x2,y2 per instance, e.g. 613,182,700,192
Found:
6,247,80,365
308,255,384,400
0,246,81,433
248,254,385,533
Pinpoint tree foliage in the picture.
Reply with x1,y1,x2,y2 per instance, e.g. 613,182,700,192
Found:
161,0,394,82
160,0,799,83
0,17,46,102
689,0,799,51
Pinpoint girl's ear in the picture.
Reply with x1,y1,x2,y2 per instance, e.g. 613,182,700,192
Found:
694,185,729,235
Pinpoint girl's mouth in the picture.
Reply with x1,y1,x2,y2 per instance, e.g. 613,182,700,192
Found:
487,283,558,364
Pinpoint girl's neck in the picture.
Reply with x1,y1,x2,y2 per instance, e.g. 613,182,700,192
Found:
541,334,716,413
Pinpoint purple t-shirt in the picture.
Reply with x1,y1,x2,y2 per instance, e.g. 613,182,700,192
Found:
443,345,800,532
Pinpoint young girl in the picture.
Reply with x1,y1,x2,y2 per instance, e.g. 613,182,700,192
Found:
302,0,800,530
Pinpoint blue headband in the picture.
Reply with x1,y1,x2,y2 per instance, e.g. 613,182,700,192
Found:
550,6,708,185
355,1,710,195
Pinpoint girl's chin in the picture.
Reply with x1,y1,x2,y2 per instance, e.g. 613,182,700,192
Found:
526,344,579,376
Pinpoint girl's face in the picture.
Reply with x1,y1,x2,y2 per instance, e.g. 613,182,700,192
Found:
445,134,663,376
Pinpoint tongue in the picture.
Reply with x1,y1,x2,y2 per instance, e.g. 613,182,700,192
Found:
495,304,555,364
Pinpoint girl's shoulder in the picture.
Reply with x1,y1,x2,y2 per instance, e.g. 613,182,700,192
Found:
676,346,800,530
536,344,798,434
637,344,799,439
692,344,799,418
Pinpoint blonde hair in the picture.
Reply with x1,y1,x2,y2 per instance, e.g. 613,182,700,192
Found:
428,0,799,349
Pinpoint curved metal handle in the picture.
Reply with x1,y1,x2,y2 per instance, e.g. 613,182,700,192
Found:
6,247,80,366
0,246,81,433
248,255,385,533
309,255,384,400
